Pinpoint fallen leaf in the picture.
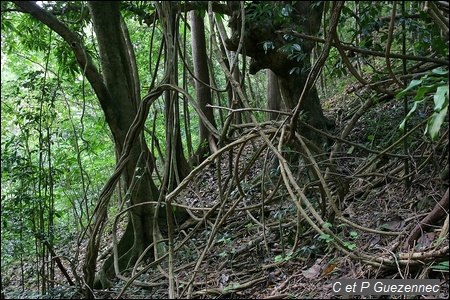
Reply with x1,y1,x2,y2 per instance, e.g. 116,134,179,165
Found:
221,274,229,283
369,234,381,247
322,263,339,276
381,219,406,231
303,263,322,279
417,232,435,248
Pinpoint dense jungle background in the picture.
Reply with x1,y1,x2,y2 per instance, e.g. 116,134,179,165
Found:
1,1,449,299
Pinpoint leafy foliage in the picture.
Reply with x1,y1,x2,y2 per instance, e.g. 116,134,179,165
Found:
1,15,114,294
397,67,449,141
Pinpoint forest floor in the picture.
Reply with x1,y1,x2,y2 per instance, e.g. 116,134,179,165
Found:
2,82,449,299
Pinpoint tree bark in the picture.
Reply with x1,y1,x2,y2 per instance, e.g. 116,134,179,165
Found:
266,69,282,121
226,1,333,132
190,10,218,165
87,1,159,290
160,2,191,191
403,188,449,249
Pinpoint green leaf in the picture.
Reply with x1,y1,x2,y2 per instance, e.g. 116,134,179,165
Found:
431,68,448,76
292,43,301,51
395,79,422,99
430,261,449,271
433,85,449,111
414,83,440,101
322,222,332,229
425,105,448,141
319,234,333,243
347,145,354,154
344,242,356,250
341,5,352,16
399,100,422,131
262,41,274,54
350,231,359,238
289,67,300,75
281,6,292,17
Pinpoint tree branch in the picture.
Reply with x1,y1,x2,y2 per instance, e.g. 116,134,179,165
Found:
276,30,450,66
403,188,449,249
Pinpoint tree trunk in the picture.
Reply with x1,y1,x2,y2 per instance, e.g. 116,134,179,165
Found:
161,2,191,191
266,69,282,121
11,1,186,296
226,1,333,132
190,10,218,165
87,1,160,290
277,71,332,130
